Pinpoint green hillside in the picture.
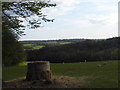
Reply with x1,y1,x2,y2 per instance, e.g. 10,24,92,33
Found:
3,60,118,88
27,37,120,63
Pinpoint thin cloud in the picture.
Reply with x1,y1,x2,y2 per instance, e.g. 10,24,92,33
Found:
89,19,106,24
42,0,81,17
20,0,118,40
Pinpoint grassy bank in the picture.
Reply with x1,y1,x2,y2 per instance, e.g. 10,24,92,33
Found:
3,60,118,88
51,60,118,88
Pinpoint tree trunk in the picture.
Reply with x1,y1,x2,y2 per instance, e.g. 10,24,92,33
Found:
26,61,52,81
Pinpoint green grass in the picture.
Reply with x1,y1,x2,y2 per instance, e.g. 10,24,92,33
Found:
60,42,72,45
23,44,35,47
2,62,28,81
23,44,44,50
51,61,118,88
3,60,118,88
33,45,44,49
18,61,28,66
3,65,27,81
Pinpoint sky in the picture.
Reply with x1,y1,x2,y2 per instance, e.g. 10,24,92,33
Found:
20,0,119,41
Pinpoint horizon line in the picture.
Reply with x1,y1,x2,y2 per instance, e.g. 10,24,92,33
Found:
19,36,118,41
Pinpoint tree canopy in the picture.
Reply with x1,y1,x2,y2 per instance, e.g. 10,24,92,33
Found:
2,1,56,38
2,1,56,66
26,37,120,63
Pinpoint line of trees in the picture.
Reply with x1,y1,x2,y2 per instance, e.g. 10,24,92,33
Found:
26,37,120,63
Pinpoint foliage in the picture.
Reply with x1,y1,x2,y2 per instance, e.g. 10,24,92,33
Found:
2,28,27,66
2,1,56,66
2,1,56,37
26,37,120,62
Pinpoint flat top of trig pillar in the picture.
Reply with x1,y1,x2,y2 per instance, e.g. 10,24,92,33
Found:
28,61,49,64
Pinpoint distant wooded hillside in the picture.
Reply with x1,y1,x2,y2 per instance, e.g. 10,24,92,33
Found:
20,39,98,44
26,37,120,63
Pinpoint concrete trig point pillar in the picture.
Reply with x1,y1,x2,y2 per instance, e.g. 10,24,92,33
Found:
26,61,52,82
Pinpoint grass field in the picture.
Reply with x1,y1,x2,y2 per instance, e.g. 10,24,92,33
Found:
2,60,118,88
33,45,44,49
60,42,72,45
22,42,72,50
23,44,44,50
23,44,35,47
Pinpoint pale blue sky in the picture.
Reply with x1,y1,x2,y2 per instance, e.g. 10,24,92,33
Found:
20,0,119,41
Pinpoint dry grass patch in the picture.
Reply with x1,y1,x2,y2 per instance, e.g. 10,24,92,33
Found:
3,76,87,88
